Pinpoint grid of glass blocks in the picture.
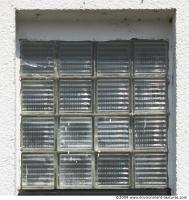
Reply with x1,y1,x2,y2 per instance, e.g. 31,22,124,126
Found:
20,41,168,189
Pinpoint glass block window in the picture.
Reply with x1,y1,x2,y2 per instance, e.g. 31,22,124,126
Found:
20,41,168,190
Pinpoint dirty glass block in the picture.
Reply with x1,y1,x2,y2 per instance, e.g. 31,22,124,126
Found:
22,80,54,112
59,43,92,75
59,153,92,187
59,80,92,112
134,79,166,111
134,42,168,74
21,42,54,75
135,153,167,187
134,117,167,148
59,117,92,149
22,117,54,149
22,154,54,188
96,117,129,149
97,154,129,186
97,79,129,111
97,43,129,73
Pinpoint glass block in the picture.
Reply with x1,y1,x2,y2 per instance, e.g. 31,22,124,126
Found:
21,42,54,75
59,43,92,75
134,117,167,148
22,117,54,148
96,117,129,149
97,43,129,73
22,154,54,187
59,153,92,187
135,153,167,187
134,80,166,111
59,80,92,112
97,154,129,186
22,80,54,112
134,42,168,74
97,79,129,111
59,117,92,149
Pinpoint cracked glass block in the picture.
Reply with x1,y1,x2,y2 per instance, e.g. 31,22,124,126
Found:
97,154,129,186
96,117,129,149
134,42,168,74
22,154,54,187
97,79,129,111
97,43,129,73
134,79,166,111
22,117,54,149
135,153,167,187
59,80,92,112
21,42,54,75
59,117,92,149
134,117,167,148
22,80,54,112
59,153,92,187
59,43,92,75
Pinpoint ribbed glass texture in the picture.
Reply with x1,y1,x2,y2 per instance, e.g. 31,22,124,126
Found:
134,117,167,148
97,154,129,186
59,43,92,75
21,42,54,75
59,117,92,149
97,43,129,73
59,80,92,112
22,117,54,148
96,117,129,149
59,153,92,187
22,80,54,112
97,79,129,111
22,154,54,187
134,80,166,111
134,42,167,74
20,41,169,190
135,153,167,187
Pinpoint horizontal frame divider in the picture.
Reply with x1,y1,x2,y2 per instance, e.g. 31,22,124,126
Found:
20,75,168,80
21,149,168,153
21,112,169,116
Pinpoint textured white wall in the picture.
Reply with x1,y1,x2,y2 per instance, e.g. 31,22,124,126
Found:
0,0,16,196
0,0,189,195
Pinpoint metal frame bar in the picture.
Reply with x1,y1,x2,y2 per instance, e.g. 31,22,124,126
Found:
20,40,169,190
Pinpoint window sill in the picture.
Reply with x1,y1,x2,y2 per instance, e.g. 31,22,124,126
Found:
18,188,171,196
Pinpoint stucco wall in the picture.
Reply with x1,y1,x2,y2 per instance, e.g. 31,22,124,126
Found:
0,0,189,195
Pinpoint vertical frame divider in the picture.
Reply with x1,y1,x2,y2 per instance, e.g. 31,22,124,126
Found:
92,42,97,189
130,40,135,189
54,41,59,189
